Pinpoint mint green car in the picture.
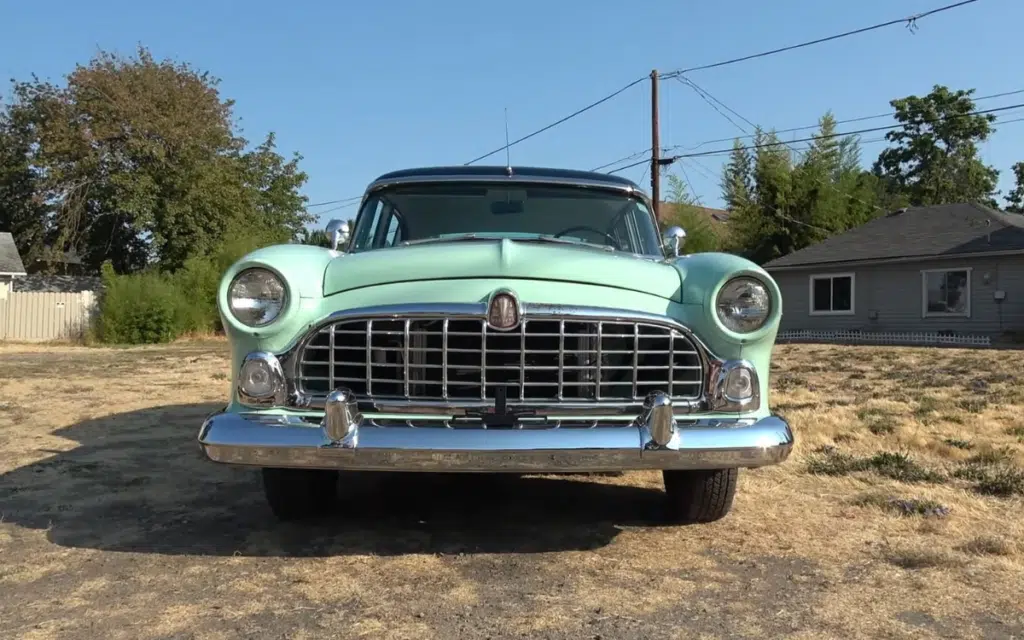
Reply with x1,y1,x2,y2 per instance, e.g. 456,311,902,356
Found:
198,166,794,523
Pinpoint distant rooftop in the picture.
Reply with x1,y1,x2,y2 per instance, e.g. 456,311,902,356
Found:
764,202,1024,269
0,232,26,275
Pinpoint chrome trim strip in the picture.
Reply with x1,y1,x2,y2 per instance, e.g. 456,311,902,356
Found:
198,412,794,472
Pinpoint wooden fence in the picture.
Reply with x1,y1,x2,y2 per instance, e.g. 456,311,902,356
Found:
0,291,97,342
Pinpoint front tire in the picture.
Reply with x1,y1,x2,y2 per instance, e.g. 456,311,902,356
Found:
261,468,338,521
662,468,738,524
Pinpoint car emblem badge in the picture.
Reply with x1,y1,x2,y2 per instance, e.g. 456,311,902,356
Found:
487,290,520,331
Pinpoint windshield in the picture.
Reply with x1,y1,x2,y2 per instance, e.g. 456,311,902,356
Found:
349,181,663,256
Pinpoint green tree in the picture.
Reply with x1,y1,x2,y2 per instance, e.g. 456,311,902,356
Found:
720,116,883,264
721,128,797,264
0,94,48,266
790,113,881,245
0,46,312,273
873,85,999,207
301,228,333,247
1005,162,1024,214
720,138,753,213
662,174,721,254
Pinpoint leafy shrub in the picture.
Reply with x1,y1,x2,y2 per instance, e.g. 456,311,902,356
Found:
95,262,185,344
92,225,293,344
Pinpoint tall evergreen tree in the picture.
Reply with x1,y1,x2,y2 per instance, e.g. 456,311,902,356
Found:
1005,162,1024,214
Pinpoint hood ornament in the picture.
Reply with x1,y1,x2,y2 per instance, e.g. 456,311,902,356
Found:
486,289,521,331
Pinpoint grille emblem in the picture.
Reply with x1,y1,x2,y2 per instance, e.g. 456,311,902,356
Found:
487,290,521,331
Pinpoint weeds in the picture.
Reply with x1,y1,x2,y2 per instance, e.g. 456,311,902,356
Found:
957,536,1017,556
806,447,944,483
854,493,951,518
884,547,966,569
857,407,899,435
943,438,973,450
956,397,988,413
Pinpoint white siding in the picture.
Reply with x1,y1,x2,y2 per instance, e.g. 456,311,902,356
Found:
0,291,97,342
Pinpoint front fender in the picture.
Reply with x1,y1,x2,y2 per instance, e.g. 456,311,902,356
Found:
668,252,783,347
217,243,338,341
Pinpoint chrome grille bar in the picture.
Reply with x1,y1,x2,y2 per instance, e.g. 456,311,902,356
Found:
295,314,704,404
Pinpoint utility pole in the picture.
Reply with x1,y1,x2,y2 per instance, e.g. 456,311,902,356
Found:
650,69,660,221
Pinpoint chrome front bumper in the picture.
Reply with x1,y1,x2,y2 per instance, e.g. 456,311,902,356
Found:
198,392,794,473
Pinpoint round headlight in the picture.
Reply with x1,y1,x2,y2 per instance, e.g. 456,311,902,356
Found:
716,277,771,334
228,268,287,327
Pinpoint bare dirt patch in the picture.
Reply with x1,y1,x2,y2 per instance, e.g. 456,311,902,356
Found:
1,342,1023,638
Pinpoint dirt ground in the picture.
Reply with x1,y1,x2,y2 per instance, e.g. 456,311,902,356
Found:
1,341,1023,639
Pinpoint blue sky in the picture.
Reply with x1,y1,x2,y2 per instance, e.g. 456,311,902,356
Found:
3,0,1021,225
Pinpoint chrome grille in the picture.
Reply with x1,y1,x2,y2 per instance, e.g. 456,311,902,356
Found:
295,316,703,402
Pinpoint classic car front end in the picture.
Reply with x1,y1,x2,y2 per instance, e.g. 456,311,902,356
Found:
198,166,794,523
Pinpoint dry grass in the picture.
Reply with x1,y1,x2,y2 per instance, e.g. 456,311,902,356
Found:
1,342,1023,638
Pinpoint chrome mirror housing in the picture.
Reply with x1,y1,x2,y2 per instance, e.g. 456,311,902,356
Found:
326,219,350,251
662,226,686,258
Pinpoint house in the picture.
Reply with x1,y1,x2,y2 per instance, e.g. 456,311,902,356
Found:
658,203,731,240
763,203,1024,345
0,232,27,299
26,246,88,275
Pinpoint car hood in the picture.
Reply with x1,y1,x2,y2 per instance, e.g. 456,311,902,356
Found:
322,238,684,301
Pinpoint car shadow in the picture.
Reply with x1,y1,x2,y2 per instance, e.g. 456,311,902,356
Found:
0,403,672,557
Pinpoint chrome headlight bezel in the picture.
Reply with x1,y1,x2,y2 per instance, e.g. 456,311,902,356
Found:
237,351,287,407
708,359,761,412
715,276,772,335
227,267,289,328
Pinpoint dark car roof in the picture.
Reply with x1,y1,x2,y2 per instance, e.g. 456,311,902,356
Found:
372,166,642,190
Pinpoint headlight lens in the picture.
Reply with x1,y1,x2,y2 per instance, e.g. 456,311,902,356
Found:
716,277,771,333
228,268,287,327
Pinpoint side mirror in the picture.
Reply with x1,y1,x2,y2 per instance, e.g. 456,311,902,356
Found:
662,226,686,258
326,219,350,251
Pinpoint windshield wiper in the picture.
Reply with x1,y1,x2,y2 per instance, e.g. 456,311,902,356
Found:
399,233,615,252
517,235,616,251
399,233,485,246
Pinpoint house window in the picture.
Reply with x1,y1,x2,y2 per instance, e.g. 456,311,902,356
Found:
809,273,855,315
922,268,971,317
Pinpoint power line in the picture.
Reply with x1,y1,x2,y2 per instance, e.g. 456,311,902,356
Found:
463,76,647,165
597,100,1024,176
607,157,652,174
666,102,1024,160
590,148,651,172
660,0,981,79
677,77,753,135
314,200,362,216
306,195,363,208
679,81,888,216
675,87,1024,151
592,86,1024,177
671,87,1024,224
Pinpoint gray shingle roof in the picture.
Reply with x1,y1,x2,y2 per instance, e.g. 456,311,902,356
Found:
764,203,1024,269
12,275,101,293
0,232,26,274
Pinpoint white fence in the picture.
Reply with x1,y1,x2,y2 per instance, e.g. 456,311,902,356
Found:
0,291,98,342
778,329,992,347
